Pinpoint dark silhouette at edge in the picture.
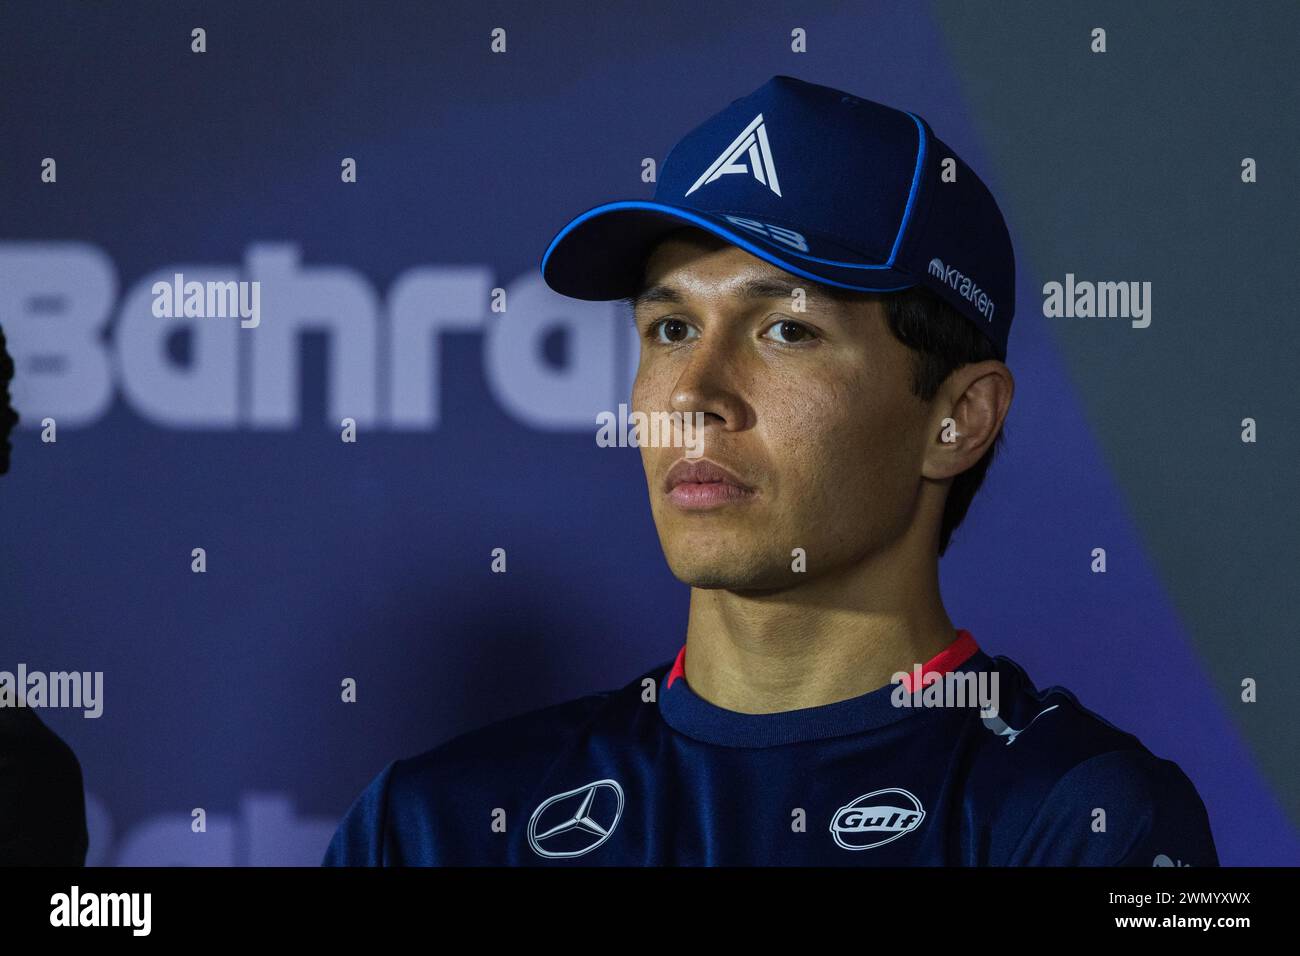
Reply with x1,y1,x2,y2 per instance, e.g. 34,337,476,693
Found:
0,322,90,866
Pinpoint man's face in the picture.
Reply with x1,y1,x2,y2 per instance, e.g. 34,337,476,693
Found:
631,230,935,591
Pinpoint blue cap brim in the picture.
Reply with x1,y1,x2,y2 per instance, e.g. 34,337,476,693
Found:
541,200,919,301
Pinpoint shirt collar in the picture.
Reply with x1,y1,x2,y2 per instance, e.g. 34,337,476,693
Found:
659,629,986,748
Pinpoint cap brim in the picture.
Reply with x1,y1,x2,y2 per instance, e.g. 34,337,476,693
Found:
540,200,918,301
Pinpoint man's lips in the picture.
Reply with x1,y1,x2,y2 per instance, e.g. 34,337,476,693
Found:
663,458,757,510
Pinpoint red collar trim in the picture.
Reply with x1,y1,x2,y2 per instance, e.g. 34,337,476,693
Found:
666,645,688,690
664,628,980,693
898,628,980,692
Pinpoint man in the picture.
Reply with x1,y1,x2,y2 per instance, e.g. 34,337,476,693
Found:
0,322,90,866
324,75,1217,865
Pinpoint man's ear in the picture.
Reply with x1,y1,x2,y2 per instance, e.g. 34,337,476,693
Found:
921,360,1013,481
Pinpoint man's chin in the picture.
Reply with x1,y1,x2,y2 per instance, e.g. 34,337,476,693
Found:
666,557,789,592
657,521,795,590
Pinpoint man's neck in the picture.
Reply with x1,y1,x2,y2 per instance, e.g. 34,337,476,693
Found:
679,539,955,714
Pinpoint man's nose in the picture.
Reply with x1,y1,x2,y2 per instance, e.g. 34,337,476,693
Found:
668,335,749,430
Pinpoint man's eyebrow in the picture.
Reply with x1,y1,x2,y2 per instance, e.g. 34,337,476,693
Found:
625,276,842,311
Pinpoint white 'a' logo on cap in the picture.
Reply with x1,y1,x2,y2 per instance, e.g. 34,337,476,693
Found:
685,113,782,198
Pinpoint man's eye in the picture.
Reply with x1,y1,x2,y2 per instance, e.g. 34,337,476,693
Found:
648,318,696,344
761,319,817,344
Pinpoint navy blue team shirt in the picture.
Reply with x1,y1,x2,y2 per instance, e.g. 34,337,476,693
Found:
323,630,1218,866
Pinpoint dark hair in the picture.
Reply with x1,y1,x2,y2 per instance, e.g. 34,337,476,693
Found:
0,322,15,476
877,285,1007,556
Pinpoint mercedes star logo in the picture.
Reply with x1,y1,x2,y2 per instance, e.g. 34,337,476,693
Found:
527,779,625,859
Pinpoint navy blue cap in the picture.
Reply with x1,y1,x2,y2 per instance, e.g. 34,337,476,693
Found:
541,75,1015,359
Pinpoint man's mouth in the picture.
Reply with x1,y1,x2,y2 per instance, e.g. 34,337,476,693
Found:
663,458,757,511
